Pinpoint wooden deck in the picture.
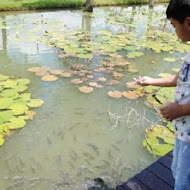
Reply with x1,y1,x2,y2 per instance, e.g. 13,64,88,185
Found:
116,151,175,190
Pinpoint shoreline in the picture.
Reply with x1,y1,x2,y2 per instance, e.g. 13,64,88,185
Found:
0,0,169,12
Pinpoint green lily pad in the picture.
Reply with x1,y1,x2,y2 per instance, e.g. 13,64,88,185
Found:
164,58,176,62
0,75,9,81
2,89,19,99
17,78,30,85
158,73,172,78
0,135,5,146
143,124,175,156
0,111,14,124
27,99,44,108
77,54,93,59
19,93,31,101
8,117,26,129
9,104,29,116
1,80,17,88
14,85,28,92
0,98,14,110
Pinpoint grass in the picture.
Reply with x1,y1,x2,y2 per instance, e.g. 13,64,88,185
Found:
0,0,169,11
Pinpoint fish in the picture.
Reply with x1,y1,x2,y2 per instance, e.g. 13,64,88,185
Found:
68,122,81,131
47,135,53,144
70,150,78,161
86,143,99,155
111,144,120,151
83,152,95,160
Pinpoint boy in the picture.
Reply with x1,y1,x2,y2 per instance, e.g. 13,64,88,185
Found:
134,0,190,189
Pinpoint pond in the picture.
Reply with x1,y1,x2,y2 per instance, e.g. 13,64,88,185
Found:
0,4,187,190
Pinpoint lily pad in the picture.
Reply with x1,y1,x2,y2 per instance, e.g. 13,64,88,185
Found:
71,79,83,85
41,75,58,81
8,117,26,129
9,104,29,116
122,91,139,100
17,78,30,85
107,91,122,98
77,54,93,59
0,75,9,81
0,98,14,110
79,86,93,93
0,135,5,146
28,67,41,72
27,99,44,108
164,58,176,62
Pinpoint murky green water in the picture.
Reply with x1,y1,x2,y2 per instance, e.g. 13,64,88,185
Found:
0,5,184,190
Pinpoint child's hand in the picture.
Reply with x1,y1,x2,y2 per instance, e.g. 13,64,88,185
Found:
159,102,183,121
133,76,153,86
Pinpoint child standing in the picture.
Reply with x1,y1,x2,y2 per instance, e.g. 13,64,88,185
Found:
134,0,190,189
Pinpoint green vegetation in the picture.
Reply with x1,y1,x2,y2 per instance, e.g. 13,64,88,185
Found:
0,0,169,11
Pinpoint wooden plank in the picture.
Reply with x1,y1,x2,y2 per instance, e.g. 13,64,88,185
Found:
147,161,175,187
122,177,150,190
135,169,173,190
167,151,173,158
116,185,126,190
157,154,173,170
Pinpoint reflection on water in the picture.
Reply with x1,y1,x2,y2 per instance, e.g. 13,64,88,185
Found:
0,5,182,190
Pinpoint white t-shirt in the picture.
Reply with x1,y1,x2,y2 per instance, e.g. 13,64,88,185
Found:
174,53,190,143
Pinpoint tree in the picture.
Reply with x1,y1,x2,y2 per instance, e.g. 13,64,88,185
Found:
84,0,93,12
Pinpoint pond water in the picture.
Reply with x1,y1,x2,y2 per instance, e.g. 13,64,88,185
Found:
0,4,186,190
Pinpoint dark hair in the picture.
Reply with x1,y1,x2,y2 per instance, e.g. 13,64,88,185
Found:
166,0,190,23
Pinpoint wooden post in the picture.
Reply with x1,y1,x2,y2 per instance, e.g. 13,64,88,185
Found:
84,0,93,12
149,0,154,7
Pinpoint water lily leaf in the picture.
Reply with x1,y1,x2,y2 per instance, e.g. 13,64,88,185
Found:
172,68,180,73
158,73,172,78
50,69,63,75
41,75,58,81
143,124,175,156
87,75,94,79
126,81,141,89
107,80,120,85
144,86,155,94
14,85,28,92
79,86,93,94
27,99,44,108
107,91,122,98
112,72,124,78
28,67,41,72
71,79,83,85
0,75,9,81
0,98,14,110
17,78,30,85
23,111,36,120
19,93,31,101
9,104,29,115
9,117,26,129
122,91,139,100
61,72,73,77
98,77,107,82
167,122,174,132
164,58,176,62
1,80,17,88
2,89,19,99
0,111,14,124
77,54,93,59
0,135,4,146
89,82,98,87
35,71,49,77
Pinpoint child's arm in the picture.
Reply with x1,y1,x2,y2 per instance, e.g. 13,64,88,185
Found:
134,73,179,87
160,103,190,122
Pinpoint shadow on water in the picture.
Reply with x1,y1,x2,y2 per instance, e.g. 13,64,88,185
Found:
88,178,115,190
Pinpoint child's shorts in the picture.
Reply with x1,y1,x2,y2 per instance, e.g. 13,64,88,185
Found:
171,138,190,190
